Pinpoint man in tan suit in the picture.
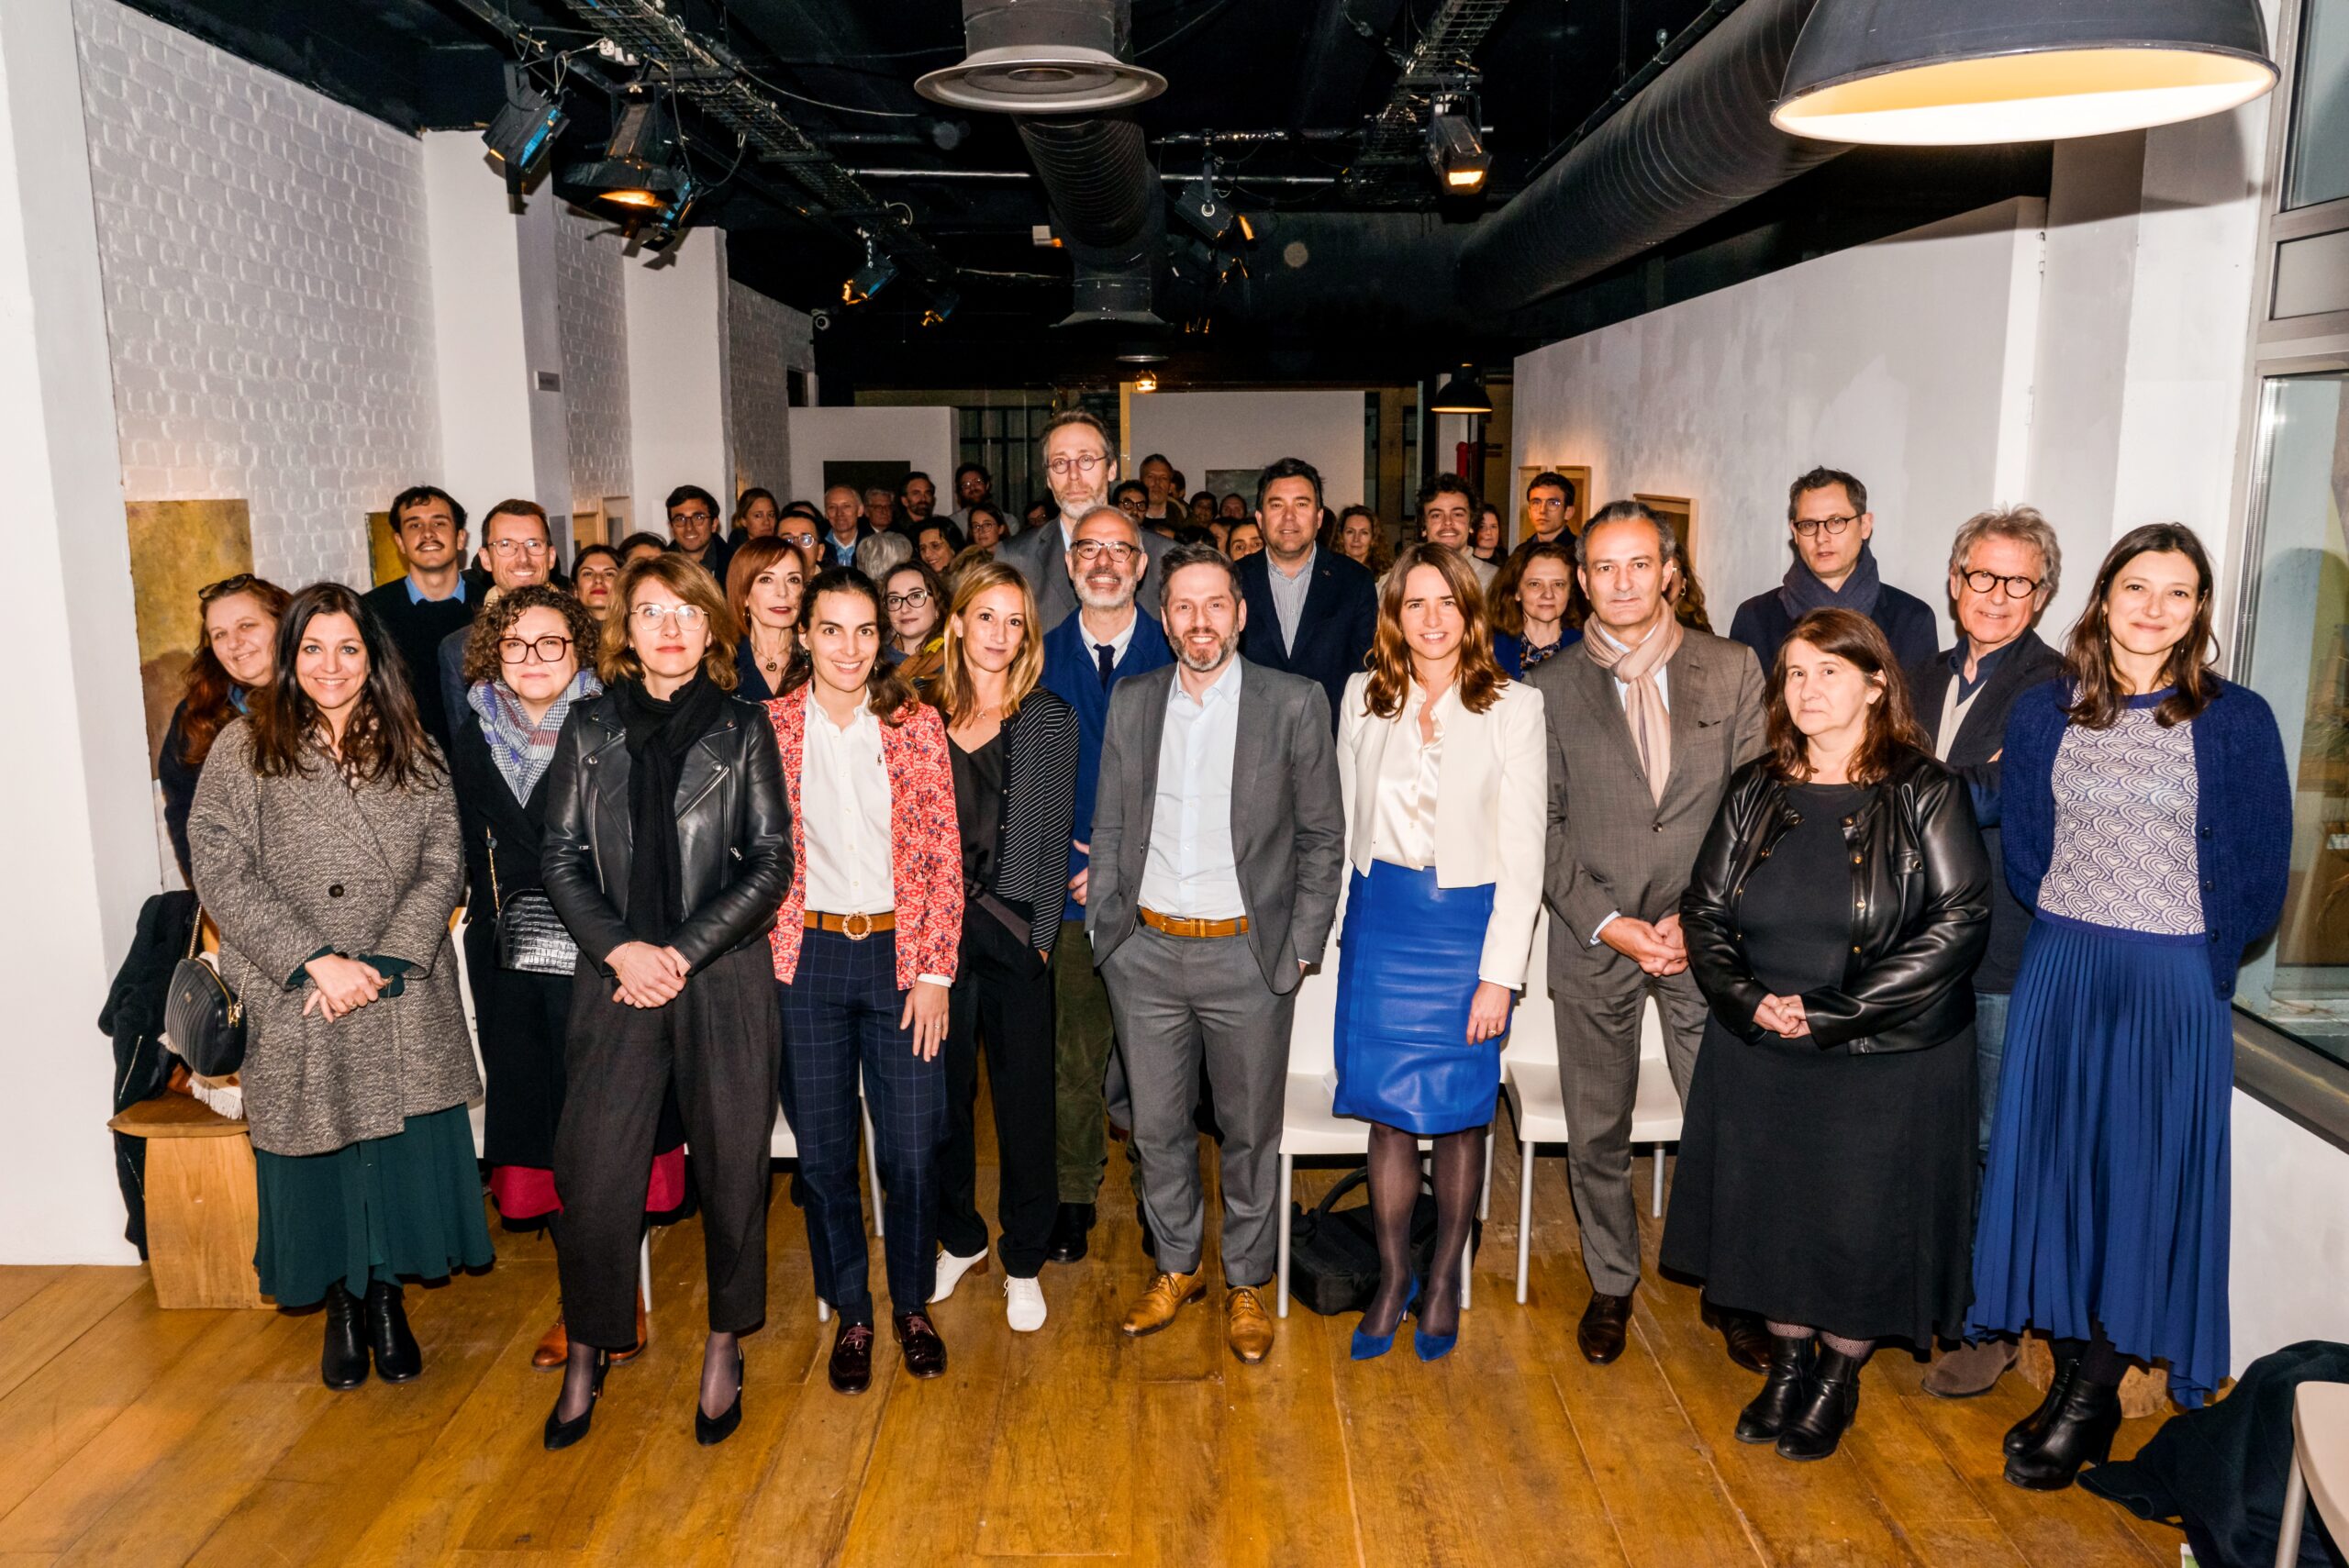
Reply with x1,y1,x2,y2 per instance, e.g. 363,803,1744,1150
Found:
1525,500,1768,1371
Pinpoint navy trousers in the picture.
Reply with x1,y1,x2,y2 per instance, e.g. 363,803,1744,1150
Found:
778,929,946,1326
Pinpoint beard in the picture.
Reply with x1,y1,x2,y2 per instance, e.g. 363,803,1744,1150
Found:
1074,573,1136,613
1174,627,1238,675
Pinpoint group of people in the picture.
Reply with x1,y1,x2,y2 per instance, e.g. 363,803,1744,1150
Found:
157,406,2286,1496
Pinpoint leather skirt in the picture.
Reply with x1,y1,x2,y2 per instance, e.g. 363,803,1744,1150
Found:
1331,862,1503,1136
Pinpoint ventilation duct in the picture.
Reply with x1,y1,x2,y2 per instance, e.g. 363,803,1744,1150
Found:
916,0,1165,114
1017,114,1164,326
1458,0,1847,318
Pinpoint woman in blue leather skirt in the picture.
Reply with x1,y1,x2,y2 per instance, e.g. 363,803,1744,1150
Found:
1331,544,1547,1360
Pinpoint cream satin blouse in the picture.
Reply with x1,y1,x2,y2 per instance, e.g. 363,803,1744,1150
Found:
1367,681,1451,870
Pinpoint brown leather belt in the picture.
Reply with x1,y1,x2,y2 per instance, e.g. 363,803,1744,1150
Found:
807,910,896,940
1141,907,1250,940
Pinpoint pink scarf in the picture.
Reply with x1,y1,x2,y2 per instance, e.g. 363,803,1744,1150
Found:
1583,615,1684,802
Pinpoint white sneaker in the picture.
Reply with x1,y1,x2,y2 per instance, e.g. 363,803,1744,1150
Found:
1004,1274,1048,1332
930,1247,988,1304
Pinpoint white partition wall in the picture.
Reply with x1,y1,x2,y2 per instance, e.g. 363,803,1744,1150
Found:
1126,390,1368,510
787,406,957,505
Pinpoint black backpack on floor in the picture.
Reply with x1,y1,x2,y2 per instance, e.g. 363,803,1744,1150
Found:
1283,1168,1481,1317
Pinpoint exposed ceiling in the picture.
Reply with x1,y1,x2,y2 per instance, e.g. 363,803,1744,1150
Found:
118,0,2051,389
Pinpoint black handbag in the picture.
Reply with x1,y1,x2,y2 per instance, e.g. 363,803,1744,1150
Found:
1283,1167,1480,1317
163,912,245,1077
488,834,578,975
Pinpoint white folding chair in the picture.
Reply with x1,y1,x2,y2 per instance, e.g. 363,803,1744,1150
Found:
2276,1381,2349,1568
1499,911,1685,1305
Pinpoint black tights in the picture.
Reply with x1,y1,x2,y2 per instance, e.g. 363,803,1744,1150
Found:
1362,1122,1483,1340
2057,1326,2139,1386
548,1218,742,1424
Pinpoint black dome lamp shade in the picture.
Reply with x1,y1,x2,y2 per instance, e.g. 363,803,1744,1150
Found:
1429,365,1492,417
1772,0,2277,146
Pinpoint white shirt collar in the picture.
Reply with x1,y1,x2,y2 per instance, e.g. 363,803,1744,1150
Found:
1171,655,1243,710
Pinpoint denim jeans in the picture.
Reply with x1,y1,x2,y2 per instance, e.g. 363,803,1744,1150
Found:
1974,988,2011,1164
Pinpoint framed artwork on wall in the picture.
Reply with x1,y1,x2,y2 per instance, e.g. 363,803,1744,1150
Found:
127,499,254,775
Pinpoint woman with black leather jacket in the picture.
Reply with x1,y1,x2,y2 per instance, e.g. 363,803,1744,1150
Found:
537,553,790,1451
1664,607,1989,1464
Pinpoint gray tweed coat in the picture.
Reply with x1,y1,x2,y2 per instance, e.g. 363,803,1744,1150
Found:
186,720,479,1157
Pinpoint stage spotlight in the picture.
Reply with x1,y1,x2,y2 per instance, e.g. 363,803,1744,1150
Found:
1174,167,1231,243
484,64,566,195
920,290,961,327
842,239,898,306
1424,98,1489,193
567,93,686,209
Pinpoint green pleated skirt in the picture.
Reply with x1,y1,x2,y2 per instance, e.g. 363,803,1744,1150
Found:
252,1105,495,1308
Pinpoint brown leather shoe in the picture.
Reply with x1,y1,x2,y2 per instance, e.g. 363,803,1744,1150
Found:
894,1311,947,1379
1922,1338,2018,1399
1700,1296,1771,1374
608,1299,650,1364
1225,1285,1275,1364
1577,1290,1634,1364
828,1320,875,1396
1119,1271,1206,1337
531,1313,569,1370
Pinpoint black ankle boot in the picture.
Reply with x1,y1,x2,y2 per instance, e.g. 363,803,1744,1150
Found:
543,1350,610,1451
2004,1374,2121,1490
365,1279,423,1383
1735,1335,1816,1444
2004,1346,2080,1455
320,1282,369,1391
1776,1347,1865,1462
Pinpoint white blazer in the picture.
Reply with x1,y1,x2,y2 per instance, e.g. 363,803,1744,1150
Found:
1335,670,1548,989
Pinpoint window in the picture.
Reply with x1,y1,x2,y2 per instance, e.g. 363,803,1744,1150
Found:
2286,0,2349,209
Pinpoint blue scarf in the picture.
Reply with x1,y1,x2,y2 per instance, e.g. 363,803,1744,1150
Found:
1778,539,1885,622
469,670,600,803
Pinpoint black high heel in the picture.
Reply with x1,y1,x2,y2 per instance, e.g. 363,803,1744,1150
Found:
1735,1335,1816,1444
1776,1346,1865,1462
2004,1374,2121,1490
696,1345,744,1447
2004,1344,2079,1455
542,1350,610,1451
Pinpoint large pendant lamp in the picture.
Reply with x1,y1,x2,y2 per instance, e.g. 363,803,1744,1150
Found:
1773,0,2277,145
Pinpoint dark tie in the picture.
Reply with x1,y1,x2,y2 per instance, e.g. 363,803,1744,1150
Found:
1096,641,1116,689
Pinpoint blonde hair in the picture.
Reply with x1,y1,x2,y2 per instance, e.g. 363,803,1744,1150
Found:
929,560,1045,726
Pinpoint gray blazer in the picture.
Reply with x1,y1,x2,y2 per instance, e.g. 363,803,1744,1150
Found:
1525,628,1766,997
187,720,478,1157
997,515,1172,631
1085,659,1343,994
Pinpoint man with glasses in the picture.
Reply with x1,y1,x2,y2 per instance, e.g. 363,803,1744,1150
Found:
664,484,732,586
1905,506,2065,1403
950,462,994,531
998,409,1170,629
362,484,474,754
439,499,556,733
1729,466,1937,673
1516,472,1578,556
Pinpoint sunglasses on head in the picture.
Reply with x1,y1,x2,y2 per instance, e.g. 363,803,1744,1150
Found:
199,573,259,601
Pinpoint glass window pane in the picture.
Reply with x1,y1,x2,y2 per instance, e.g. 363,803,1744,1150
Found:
2287,0,2349,209
2237,371,2349,1065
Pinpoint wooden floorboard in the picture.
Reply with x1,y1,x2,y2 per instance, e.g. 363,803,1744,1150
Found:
0,1135,2193,1567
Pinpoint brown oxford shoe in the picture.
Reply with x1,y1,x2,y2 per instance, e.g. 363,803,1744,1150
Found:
1225,1284,1275,1364
894,1311,948,1379
1119,1270,1206,1337
609,1299,650,1364
1700,1296,1772,1375
1577,1290,1634,1364
531,1313,570,1370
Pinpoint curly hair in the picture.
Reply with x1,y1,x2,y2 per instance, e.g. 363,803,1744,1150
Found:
1361,544,1507,720
461,584,599,687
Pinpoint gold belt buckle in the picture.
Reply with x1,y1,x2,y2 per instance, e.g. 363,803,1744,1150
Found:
841,911,874,941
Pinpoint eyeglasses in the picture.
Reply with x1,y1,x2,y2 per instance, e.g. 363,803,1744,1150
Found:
1791,514,1860,539
629,603,707,628
200,573,259,601
1959,569,2043,599
1070,540,1141,565
487,538,550,558
885,588,932,611
499,635,573,663
1045,452,1108,476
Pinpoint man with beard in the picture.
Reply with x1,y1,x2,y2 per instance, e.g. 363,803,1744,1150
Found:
1409,473,1498,593
998,410,1171,628
1087,543,1343,1362
1038,506,1173,1263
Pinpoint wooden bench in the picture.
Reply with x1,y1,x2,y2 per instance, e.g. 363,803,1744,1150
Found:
107,1095,268,1309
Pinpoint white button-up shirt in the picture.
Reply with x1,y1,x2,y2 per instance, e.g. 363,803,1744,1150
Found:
1136,659,1248,920
800,691,952,985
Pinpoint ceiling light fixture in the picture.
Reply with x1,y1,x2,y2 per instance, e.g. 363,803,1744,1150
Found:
483,63,567,196
1174,160,1233,243
1429,363,1492,417
566,92,686,209
918,0,1166,115
841,238,898,306
1773,0,2277,145
1425,95,1490,193
1133,370,1159,393
920,289,961,327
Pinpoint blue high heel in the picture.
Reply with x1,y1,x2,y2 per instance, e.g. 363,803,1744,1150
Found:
1413,1280,1460,1362
1350,1277,1419,1362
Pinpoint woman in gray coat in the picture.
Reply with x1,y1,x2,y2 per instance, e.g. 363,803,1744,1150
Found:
188,582,492,1393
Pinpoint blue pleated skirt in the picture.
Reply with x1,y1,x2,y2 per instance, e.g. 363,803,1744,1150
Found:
1331,862,1502,1136
1966,916,2233,1404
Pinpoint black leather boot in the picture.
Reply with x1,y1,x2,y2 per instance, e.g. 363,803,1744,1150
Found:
1776,1346,1865,1462
2004,1344,2080,1455
320,1281,369,1391
365,1278,423,1383
2004,1374,2121,1490
1735,1335,1816,1444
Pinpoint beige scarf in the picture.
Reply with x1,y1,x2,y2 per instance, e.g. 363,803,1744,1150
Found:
1584,613,1684,802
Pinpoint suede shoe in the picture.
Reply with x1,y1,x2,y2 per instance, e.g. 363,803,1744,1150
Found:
1119,1270,1206,1337
1923,1339,2017,1400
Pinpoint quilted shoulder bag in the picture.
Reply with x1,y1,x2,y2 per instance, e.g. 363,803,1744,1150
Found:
164,911,246,1077
489,832,579,975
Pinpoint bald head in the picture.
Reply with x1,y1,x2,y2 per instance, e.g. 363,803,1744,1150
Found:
822,484,862,543
1069,503,1147,613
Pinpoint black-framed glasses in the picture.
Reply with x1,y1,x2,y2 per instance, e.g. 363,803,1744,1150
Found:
1959,569,2043,599
1791,514,1860,539
1070,540,1141,565
498,635,573,663
1045,452,1108,476
885,588,932,611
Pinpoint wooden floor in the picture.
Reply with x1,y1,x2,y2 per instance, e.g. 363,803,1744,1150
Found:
0,1138,2190,1567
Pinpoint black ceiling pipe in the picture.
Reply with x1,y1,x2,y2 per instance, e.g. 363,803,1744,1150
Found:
1017,115,1165,324
1457,0,1848,317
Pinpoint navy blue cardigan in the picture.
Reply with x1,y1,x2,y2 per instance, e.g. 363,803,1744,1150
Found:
2001,677,2289,1000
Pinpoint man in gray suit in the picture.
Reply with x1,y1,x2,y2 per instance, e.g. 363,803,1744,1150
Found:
1525,500,1770,1372
1088,542,1342,1364
996,408,1171,629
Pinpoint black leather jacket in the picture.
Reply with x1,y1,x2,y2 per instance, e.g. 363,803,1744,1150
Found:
540,690,791,976
1679,745,1990,1055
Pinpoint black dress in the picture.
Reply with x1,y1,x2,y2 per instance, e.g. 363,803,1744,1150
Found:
1661,781,1976,1346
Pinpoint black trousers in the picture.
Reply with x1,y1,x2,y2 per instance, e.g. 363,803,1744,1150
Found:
938,912,1058,1278
552,941,780,1349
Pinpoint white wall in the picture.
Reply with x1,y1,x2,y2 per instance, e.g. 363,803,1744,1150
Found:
1126,389,1367,511
2232,1095,2349,1366
624,226,732,523
73,0,440,589
1511,200,2051,646
729,280,812,500
787,406,957,506
555,205,633,523
420,131,542,523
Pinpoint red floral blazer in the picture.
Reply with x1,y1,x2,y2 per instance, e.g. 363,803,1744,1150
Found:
764,691,963,988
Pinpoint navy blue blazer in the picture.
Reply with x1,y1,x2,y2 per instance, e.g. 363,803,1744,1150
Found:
1040,607,1174,923
1234,548,1376,731
2001,676,2289,1000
